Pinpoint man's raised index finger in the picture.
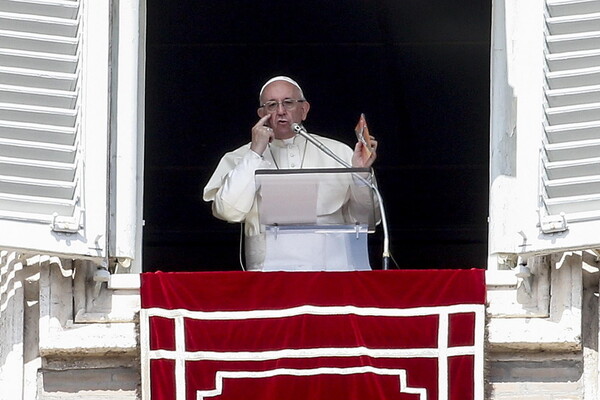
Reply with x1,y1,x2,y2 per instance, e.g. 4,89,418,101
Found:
254,114,271,128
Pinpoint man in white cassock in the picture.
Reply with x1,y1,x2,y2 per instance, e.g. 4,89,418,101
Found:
203,76,379,271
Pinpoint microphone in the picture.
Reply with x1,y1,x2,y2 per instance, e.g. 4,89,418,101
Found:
291,123,392,270
292,123,351,168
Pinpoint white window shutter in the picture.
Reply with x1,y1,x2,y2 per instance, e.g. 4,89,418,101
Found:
489,0,600,259
0,0,111,259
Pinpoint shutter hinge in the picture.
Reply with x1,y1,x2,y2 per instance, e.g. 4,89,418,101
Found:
539,212,568,234
52,212,82,233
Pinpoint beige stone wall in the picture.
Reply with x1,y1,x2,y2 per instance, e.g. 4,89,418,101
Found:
486,251,599,399
39,358,139,400
1,252,140,400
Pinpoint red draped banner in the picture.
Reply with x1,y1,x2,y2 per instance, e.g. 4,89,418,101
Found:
140,270,486,400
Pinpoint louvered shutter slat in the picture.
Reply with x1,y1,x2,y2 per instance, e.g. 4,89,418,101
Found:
0,31,78,55
545,121,600,142
546,86,600,107
0,103,77,126
545,157,600,179
0,11,79,37
0,195,75,215
0,158,75,181
545,139,600,161
545,194,600,214
0,84,77,108
547,0,600,16
0,0,79,20
545,175,600,196
546,103,600,125
547,12,600,34
0,50,78,73
546,68,600,88
547,51,600,71
547,32,600,53
0,175,75,198
0,121,75,144
0,141,75,163
0,68,77,90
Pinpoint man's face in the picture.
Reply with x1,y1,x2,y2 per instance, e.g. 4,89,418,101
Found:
257,81,310,139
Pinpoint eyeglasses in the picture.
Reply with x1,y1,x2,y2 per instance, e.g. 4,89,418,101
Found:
261,99,305,113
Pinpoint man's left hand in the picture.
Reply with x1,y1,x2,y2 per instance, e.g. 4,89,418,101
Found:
352,137,378,168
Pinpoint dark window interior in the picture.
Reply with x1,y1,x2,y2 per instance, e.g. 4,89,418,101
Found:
143,1,491,272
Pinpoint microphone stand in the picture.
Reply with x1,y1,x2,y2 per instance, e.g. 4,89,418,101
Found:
292,123,392,269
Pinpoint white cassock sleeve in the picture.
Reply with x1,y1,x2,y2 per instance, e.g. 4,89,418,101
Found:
203,147,270,225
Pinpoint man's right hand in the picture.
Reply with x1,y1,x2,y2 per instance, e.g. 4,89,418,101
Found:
250,114,274,155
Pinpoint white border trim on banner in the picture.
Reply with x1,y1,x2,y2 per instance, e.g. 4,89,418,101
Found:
140,303,485,400
196,367,427,400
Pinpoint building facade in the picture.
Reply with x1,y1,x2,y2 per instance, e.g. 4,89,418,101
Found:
1,0,600,398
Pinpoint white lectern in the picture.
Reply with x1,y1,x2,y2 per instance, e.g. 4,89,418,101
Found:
255,168,377,271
